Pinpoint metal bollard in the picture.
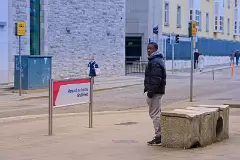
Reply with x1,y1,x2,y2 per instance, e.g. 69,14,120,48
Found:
212,68,215,80
232,63,235,77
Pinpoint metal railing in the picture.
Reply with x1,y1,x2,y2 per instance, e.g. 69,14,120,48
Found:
125,60,232,75
125,56,142,62
176,62,231,73
125,61,148,75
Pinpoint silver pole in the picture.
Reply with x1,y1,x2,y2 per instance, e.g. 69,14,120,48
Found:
49,79,53,136
212,68,215,80
19,36,22,96
172,34,175,74
164,37,167,63
89,78,93,128
190,37,194,102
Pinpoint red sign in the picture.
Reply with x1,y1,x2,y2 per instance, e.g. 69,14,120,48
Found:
53,79,91,107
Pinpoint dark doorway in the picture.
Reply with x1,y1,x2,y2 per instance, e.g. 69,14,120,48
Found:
125,37,142,62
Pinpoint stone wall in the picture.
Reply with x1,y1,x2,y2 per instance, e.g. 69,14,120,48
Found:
46,0,126,79
8,0,30,82
2,0,125,84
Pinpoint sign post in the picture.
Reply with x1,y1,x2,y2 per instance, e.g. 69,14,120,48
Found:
15,22,26,96
89,78,93,128
48,78,93,136
190,36,194,102
49,79,53,136
189,21,197,102
19,34,22,96
164,37,167,63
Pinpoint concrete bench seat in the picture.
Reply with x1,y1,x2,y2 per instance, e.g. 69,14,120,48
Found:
161,109,202,149
161,105,230,149
196,105,230,141
185,107,219,146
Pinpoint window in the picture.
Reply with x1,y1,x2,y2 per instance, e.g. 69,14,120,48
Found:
214,0,224,33
234,21,237,34
215,2,219,15
239,21,240,34
189,0,193,8
215,16,218,31
234,10,238,34
206,13,209,32
30,0,40,55
228,0,230,8
177,6,181,27
190,9,193,21
195,10,200,28
199,11,202,30
220,16,224,32
235,0,238,7
227,18,230,35
164,2,169,25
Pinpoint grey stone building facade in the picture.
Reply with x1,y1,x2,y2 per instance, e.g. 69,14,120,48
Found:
0,0,125,84
125,0,163,61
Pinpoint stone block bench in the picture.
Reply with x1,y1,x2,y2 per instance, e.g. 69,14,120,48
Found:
161,105,229,149
197,105,229,141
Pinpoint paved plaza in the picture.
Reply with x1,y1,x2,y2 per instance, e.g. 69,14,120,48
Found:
0,67,240,160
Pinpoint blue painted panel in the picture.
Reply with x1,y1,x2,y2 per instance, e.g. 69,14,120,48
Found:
14,56,29,90
166,37,240,60
28,56,52,89
28,57,43,89
166,41,191,60
14,55,52,90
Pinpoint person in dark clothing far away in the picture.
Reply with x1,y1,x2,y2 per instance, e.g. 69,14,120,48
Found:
88,56,99,83
235,50,239,66
144,42,167,145
194,49,199,69
230,51,235,66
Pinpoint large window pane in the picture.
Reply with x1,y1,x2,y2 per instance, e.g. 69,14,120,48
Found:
30,0,40,55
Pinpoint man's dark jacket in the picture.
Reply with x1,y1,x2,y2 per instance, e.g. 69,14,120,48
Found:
235,51,240,58
144,51,166,98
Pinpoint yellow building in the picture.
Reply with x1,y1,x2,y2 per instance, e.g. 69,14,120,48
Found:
161,0,240,60
125,0,239,60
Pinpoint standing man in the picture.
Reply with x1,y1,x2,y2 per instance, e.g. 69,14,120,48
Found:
235,50,239,66
194,49,199,69
144,42,166,145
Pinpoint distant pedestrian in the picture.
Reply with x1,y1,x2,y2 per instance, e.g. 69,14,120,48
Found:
235,50,239,66
144,42,166,145
230,51,235,66
194,49,199,69
198,53,204,72
88,56,99,83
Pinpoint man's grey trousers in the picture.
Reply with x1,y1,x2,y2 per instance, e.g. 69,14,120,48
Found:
147,94,163,138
